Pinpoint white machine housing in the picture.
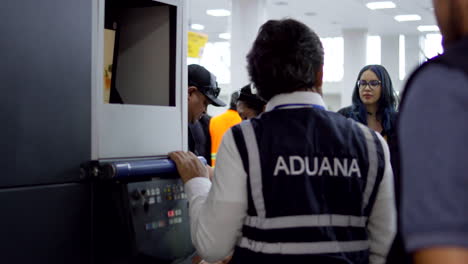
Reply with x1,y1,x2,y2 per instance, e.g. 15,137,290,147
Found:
91,0,188,160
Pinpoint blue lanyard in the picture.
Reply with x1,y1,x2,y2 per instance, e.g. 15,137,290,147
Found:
273,103,326,111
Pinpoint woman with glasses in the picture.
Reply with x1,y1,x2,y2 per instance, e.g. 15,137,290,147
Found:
339,65,402,264
338,64,398,141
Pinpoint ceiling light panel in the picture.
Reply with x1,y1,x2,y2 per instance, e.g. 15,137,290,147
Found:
366,1,396,10
394,14,422,22
206,9,231,17
218,33,231,40
417,25,440,32
191,24,205,30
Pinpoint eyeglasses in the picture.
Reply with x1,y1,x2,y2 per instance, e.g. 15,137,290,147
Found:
357,80,381,89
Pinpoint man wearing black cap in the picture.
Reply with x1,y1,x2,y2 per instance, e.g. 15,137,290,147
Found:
187,64,226,164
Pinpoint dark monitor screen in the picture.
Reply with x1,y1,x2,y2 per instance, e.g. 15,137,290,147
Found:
104,1,177,106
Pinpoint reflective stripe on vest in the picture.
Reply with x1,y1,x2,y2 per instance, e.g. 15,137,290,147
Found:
244,214,368,229
238,238,369,255
356,122,379,211
240,121,266,217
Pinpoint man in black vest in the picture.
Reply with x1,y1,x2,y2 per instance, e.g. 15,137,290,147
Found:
397,1,468,264
170,19,396,264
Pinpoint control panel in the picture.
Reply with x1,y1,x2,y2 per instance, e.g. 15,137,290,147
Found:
88,157,208,263
93,177,195,264
127,179,193,261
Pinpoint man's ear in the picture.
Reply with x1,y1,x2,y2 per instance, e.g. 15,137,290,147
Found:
314,65,324,96
188,86,197,100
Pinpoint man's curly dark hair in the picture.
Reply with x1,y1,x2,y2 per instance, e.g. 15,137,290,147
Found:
246,19,324,101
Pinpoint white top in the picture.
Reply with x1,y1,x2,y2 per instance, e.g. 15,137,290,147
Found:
185,91,396,263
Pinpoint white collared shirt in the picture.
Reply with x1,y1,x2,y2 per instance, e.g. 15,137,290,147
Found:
185,91,396,263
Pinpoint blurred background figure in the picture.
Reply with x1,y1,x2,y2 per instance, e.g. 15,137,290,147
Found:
236,84,266,120
209,91,241,166
398,1,468,264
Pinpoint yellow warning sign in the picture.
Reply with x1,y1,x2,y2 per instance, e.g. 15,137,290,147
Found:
188,31,208,58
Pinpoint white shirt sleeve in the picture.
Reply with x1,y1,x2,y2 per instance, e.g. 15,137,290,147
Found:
184,129,248,262
368,133,397,264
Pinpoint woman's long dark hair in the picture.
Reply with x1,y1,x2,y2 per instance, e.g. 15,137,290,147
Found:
350,65,398,133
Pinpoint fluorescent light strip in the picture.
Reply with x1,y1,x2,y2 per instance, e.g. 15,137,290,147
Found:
219,33,231,40
417,25,440,32
191,24,205,30
366,1,396,10
206,9,231,17
395,14,422,22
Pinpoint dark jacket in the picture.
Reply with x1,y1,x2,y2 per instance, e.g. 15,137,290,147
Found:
337,106,397,142
337,106,404,264
337,106,399,185
387,35,468,264
188,114,212,166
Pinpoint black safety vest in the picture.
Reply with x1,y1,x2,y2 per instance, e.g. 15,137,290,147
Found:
230,106,386,264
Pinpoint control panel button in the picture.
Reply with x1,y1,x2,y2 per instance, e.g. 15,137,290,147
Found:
145,223,153,230
168,210,175,218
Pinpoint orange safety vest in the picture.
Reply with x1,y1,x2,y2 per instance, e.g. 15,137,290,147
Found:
209,109,241,166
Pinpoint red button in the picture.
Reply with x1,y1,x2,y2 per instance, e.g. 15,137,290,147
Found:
168,210,175,217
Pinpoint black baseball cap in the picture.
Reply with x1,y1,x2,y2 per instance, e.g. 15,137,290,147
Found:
188,64,226,107
238,84,267,107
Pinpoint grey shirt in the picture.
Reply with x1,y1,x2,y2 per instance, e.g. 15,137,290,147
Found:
399,63,468,252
